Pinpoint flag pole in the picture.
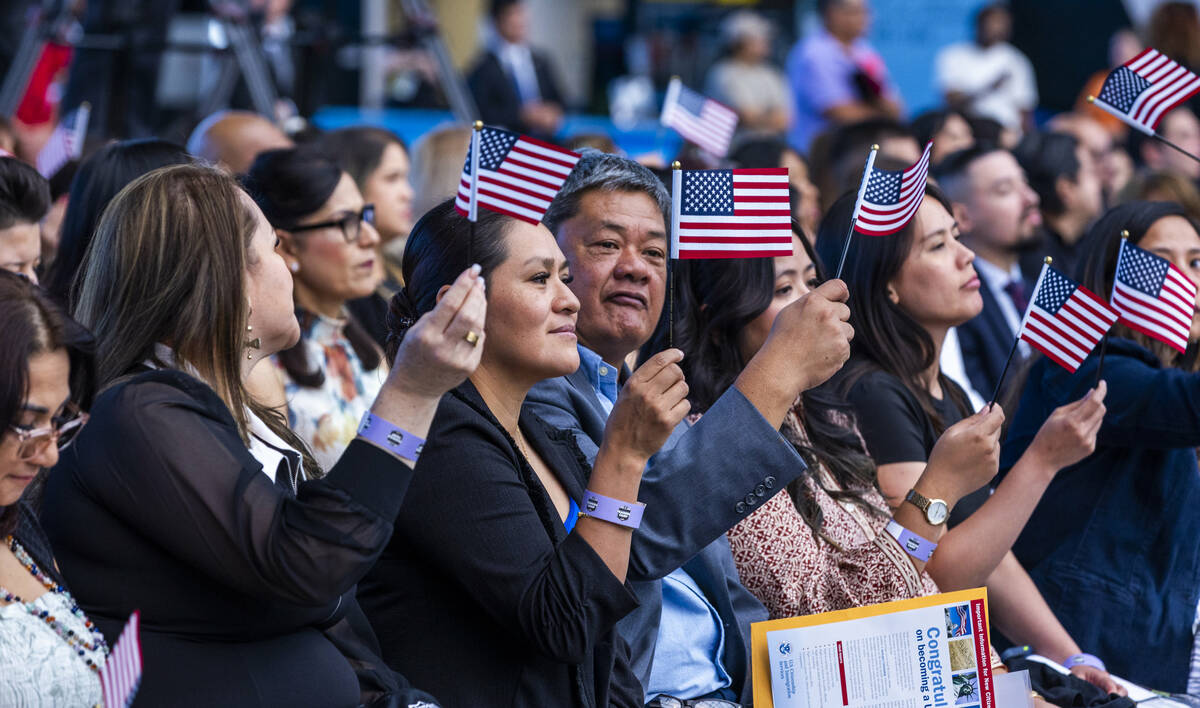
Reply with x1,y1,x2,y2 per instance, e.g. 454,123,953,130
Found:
1089,95,1200,166
1096,230,1129,386
669,161,682,350
468,121,482,266
834,144,879,280
989,256,1051,408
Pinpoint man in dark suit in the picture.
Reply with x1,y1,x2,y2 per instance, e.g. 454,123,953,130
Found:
936,144,1042,399
468,0,565,140
527,150,854,706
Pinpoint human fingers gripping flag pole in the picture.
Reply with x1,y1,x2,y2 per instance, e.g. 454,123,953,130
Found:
454,125,581,225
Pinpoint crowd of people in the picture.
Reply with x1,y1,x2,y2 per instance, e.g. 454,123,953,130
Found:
3,0,1200,706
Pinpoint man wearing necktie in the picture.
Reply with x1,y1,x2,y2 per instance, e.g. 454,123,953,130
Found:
935,144,1042,401
467,0,566,140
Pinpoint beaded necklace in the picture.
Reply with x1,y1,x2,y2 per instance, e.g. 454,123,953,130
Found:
0,536,109,674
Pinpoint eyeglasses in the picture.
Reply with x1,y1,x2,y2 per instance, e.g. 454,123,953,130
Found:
653,697,741,708
287,204,375,243
7,409,89,461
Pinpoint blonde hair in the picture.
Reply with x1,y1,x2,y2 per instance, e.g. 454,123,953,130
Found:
410,124,472,219
74,164,320,475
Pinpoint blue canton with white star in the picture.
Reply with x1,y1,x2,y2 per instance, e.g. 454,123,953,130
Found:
1098,66,1151,114
464,128,519,175
1118,242,1169,296
682,170,734,215
864,169,902,205
1034,267,1076,314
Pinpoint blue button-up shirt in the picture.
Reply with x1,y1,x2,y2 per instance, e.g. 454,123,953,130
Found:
576,343,732,701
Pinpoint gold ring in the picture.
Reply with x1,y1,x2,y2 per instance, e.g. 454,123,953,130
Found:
464,330,480,346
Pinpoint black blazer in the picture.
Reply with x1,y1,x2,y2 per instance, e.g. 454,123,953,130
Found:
956,268,1029,400
40,369,437,708
467,49,565,138
359,382,642,708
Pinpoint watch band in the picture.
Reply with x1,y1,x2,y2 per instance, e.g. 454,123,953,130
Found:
578,490,645,530
885,520,938,562
904,488,931,512
357,411,425,462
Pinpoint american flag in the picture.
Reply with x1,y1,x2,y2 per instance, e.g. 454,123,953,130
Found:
455,125,580,225
36,103,89,178
1094,48,1200,135
1112,239,1198,353
853,141,933,236
660,77,739,158
670,167,793,259
1018,263,1119,372
100,611,143,707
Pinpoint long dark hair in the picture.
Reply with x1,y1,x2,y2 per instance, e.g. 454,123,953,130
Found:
814,183,972,433
671,223,882,541
242,147,382,386
0,270,95,535
43,139,192,308
1076,200,1200,371
317,126,407,194
384,199,512,364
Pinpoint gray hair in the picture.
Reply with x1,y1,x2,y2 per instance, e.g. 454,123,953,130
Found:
543,149,671,234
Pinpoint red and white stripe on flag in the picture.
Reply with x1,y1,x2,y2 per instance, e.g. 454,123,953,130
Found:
100,611,143,708
854,141,933,236
1103,48,1200,134
671,167,793,260
454,126,580,225
660,77,738,157
1111,239,1197,353
1018,263,1118,373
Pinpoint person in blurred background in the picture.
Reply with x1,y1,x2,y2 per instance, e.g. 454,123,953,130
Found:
1129,105,1200,183
786,0,901,156
186,110,293,176
705,11,791,136
1119,169,1200,221
936,4,1037,135
730,137,822,237
244,147,386,471
468,0,566,140
1146,1,1200,73
409,124,472,220
0,157,50,284
911,109,975,165
42,139,192,309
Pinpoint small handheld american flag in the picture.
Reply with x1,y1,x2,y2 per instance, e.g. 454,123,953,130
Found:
100,611,143,708
1018,262,1119,372
670,166,793,260
853,141,934,236
660,77,739,158
454,124,580,225
1092,48,1200,135
1111,238,1198,353
36,103,89,178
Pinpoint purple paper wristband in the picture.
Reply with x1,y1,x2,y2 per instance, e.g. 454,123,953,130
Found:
357,411,425,462
885,520,938,562
579,490,645,530
1064,653,1106,672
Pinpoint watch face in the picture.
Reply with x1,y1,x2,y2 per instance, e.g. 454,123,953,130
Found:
927,500,949,525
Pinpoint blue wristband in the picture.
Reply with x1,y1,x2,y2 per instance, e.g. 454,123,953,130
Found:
579,490,645,530
885,520,938,562
1064,653,1106,672
357,411,425,462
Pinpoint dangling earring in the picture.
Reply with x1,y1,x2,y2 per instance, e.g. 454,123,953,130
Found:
245,308,260,359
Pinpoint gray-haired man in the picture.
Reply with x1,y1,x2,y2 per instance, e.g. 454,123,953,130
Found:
528,150,853,705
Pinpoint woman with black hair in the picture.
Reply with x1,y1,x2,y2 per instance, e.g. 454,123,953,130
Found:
41,138,192,308
1002,201,1200,694
673,226,1003,619
0,270,98,706
815,184,1122,694
358,199,689,707
910,108,975,164
243,147,387,470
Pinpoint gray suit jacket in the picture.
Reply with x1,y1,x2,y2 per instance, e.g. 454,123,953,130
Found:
527,366,808,704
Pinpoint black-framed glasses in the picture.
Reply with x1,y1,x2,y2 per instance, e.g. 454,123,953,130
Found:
7,408,89,461
287,204,375,243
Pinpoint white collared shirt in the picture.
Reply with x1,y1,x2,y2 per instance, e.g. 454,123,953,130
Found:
495,40,540,104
